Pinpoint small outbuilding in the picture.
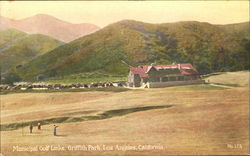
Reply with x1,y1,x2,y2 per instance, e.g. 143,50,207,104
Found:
128,64,204,88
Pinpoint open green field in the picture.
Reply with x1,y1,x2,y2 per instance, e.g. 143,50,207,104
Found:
1,71,249,155
204,71,249,87
46,72,127,84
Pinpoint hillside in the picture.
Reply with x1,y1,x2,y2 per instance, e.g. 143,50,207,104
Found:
218,21,249,39
0,29,27,52
0,29,63,74
0,14,100,42
15,20,250,81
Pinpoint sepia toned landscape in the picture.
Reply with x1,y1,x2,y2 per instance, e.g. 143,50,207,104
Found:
1,71,249,155
0,1,249,156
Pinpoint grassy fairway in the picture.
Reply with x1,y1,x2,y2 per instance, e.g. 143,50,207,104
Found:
1,72,249,155
166,84,227,91
1,105,173,131
204,71,249,87
46,72,127,84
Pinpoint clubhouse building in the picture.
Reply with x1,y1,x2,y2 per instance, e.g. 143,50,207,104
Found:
128,64,204,88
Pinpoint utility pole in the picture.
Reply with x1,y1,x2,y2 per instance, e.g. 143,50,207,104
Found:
121,60,132,67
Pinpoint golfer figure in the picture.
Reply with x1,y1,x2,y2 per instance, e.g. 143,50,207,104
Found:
53,125,59,136
29,124,33,133
37,123,41,130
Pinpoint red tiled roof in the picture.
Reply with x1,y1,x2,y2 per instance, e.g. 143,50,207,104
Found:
130,66,149,78
130,64,199,78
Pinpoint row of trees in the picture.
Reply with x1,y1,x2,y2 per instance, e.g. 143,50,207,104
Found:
144,31,249,74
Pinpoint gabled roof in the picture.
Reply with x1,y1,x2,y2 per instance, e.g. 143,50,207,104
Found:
130,64,199,78
130,66,149,78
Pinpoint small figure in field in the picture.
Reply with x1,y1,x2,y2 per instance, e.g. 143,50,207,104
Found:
53,125,59,136
38,123,41,130
29,124,33,133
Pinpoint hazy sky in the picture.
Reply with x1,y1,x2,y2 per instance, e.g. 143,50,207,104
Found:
0,1,249,27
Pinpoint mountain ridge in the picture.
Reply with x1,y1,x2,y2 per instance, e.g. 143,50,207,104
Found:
8,20,250,81
0,14,100,42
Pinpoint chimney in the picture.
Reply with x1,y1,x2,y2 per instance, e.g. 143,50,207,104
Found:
177,64,181,69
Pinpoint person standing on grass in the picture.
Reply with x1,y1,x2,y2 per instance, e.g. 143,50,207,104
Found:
29,124,33,133
53,125,59,136
38,123,41,130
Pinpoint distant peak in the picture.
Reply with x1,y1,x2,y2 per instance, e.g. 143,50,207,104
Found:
22,14,71,24
22,14,60,21
32,14,56,19
34,14,51,17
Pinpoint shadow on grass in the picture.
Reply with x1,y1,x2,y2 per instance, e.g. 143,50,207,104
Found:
55,134,68,137
0,105,173,131
63,110,98,116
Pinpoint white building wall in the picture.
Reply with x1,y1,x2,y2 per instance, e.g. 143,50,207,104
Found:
148,80,205,88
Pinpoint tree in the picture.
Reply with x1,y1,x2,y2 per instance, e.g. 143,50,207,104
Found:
1,73,22,84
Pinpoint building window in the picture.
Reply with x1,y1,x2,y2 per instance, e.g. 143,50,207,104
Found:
178,76,184,81
192,76,198,80
162,77,168,82
185,76,191,81
169,77,176,81
151,77,160,82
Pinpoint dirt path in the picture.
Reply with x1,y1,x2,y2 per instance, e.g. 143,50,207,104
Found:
208,83,235,88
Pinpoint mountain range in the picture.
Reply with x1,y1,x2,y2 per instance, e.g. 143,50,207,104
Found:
0,14,100,42
0,29,63,74
12,20,249,81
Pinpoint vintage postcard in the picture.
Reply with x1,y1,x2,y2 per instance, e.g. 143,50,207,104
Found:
0,1,249,156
